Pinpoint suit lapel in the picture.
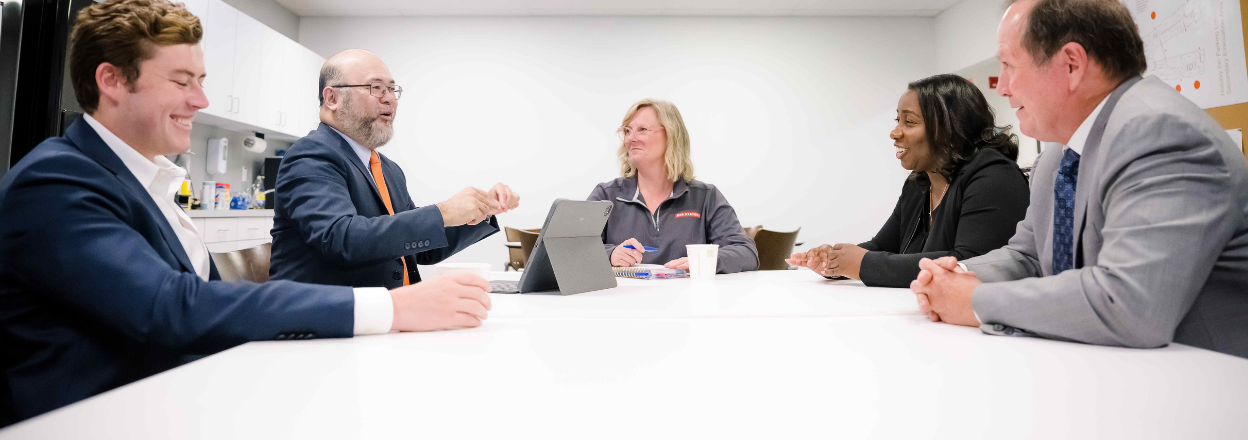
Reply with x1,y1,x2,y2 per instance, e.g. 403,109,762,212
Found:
66,119,197,274
322,123,389,211
1072,75,1143,266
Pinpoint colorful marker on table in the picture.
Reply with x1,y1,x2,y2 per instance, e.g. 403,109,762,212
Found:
623,245,659,252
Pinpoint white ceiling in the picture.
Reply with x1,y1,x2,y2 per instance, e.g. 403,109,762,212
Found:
276,0,966,18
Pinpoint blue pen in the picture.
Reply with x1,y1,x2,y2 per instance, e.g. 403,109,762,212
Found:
624,245,659,252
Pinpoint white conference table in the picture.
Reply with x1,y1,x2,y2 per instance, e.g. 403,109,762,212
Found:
3,271,1247,439
489,270,924,319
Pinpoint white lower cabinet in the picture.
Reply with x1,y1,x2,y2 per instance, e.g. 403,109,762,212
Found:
191,213,273,253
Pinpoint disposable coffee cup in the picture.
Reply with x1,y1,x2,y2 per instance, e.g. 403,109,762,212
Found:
685,244,720,279
433,262,491,280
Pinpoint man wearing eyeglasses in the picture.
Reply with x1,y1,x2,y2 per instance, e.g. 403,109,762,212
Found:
269,49,519,289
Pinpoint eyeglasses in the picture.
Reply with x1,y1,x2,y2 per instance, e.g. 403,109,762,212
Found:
617,125,663,140
331,81,403,100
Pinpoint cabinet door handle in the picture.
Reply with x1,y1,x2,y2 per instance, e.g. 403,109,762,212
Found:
233,97,240,113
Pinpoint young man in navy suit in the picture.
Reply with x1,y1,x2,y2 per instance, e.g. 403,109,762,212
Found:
268,50,520,289
0,0,493,426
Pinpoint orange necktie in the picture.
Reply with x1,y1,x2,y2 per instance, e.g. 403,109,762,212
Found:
370,151,409,286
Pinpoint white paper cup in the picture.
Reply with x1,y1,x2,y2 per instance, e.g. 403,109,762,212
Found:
433,263,491,280
685,244,720,279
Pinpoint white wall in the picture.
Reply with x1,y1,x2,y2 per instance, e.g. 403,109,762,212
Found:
299,16,937,271
937,0,1041,167
179,124,291,202
935,0,1005,73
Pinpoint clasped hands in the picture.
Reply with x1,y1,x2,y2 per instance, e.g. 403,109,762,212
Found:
789,244,983,328
910,256,981,327
436,183,521,227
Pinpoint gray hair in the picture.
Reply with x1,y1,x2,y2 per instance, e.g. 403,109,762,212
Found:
318,62,344,106
1004,0,1147,81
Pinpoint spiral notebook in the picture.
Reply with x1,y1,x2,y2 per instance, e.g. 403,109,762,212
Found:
613,264,689,280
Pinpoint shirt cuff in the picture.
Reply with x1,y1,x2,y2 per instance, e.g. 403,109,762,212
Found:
958,263,979,323
353,287,394,335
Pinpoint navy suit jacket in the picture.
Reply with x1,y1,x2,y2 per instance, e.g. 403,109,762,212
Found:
0,119,355,426
269,123,498,288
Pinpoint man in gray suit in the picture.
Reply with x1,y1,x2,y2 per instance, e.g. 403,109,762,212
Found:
910,0,1248,358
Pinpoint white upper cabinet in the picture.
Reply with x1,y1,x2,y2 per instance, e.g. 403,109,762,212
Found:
300,46,326,136
188,0,325,141
199,0,238,119
230,12,267,129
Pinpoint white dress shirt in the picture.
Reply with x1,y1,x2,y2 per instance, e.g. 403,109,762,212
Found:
330,126,375,169
1064,94,1110,155
84,114,212,281
83,116,393,335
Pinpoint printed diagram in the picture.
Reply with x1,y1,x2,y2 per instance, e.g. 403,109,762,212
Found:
1152,49,1206,80
1140,2,1207,81
1126,0,1247,108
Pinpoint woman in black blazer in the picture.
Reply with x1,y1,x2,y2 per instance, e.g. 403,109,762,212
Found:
789,74,1030,287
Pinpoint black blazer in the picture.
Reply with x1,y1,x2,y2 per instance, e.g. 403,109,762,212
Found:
0,119,354,425
856,148,1030,287
269,123,499,289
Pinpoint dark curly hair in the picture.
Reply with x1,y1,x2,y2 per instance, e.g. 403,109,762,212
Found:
907,74,1018,180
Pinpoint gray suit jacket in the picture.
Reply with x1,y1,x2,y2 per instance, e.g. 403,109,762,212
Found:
963,76,1248,358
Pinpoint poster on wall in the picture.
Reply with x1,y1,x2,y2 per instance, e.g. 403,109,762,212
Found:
1123,0,1248,109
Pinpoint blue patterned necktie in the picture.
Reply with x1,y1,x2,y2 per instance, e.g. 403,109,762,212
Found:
1052,148,1080,274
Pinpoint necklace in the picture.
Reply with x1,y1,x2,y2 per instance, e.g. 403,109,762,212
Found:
929,180,948,225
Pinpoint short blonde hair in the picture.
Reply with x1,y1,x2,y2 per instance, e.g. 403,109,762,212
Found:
70,0,202,113
617,99,694,182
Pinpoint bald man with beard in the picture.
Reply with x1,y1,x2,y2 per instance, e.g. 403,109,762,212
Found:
269,50,520,290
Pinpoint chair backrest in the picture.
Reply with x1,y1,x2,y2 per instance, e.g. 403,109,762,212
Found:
505,227,525,269
517,229,540,266
753,228,800,271
743,225,763,239
211,242,272,283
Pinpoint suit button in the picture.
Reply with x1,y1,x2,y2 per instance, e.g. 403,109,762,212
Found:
276,334,287,340
1005,328,1016,336
404,242,411,250
307,333,316,339
993,324,1005,332
424,240,431,247
416,241,424,248
393,271,402,280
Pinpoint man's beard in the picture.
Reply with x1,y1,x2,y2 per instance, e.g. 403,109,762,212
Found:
339,94,394,149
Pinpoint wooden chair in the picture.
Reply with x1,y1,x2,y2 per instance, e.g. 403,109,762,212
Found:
210,242,272,283
753,228,800,271
517,229,540,269
504,227,541,271
743,224,763,240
